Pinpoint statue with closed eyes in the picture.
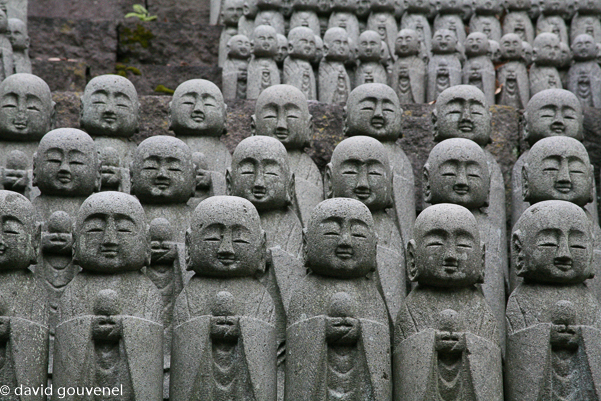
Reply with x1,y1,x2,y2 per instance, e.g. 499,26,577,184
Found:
502,0,534,43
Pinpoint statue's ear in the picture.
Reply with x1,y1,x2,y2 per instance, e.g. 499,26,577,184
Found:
72,233,79,266
324,163,334,199
287,172,296,205
407,239,419,282
380,45,386,59
532,47,538,63
49,101,57,131
250,114,257,135
478,241,486,283
225,168,233,195
288,43,294,54
168,101,174,131
250,40,255,54
520,110,529,142
94,158,102,192
129,161,136,194
185,229,193,271
431,108,438,141
79,96,85,127
512,230,527,277
423,165,432,202
521,164,530,202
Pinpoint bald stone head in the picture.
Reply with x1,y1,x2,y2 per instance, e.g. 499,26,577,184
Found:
187,196,266,277
432,29,458,54
252,84,312,149
252,25,278,57
572,34,598,61
33,128,99,196
533,33,561,66
131,136,195,204
275,34,289,63
326,136,393,211
0,191,37,271
288,26,317,60
523,136,593,207
169,79,227,137
305,198,377,278
358,30,383,61
75,192,150,274
408,203,485,287
524,89,583,146
227,34,252,60
80,75,140,138
424,138,491,209
0,73,55,141
345,83,402,141
522,41,533,65
228,136,293,211
395,29,421,57
512,200,594,284
433,85,492,146
324,27,351,61
500,33,523,60
465,32,490,57
7,18,28,51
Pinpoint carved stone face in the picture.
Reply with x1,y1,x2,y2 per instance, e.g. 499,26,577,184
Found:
358,30,382,61
228,136,292,211
522,41,533,64
465,32,489,57
559,41,572,68
275,34,289,63
524,89,583,145
324,28,350,60
425,138,490,209
533,33,561,66
305,198,377,278
331,0,358,11
252,25,278,57
433,85,491,146
222,0,245,25
576,0,601,13
432,29,457,54
0,191,36,271
541,0,566,14
523,136,593,207
513,200,594,283
99,147,121,190
0,74,54,141
7,19,28,51
357,0,372,15
80,75,139,138
345,83,402,141
33,129,98,196
408,204,484,287
43,211,74,255
227,34,252,59
405,0,431,12
244,0,259,17
504,0,531,10
75,192,149,273
288,27,317,59
192,152,212,190
187,196,265,277
475,0,501,14
131,136,195,204
500,33,523,60
169,79,226,137
436,0,464,13
572,34,597,61
327,136,392,211
395,29,420,57
253,84,312,149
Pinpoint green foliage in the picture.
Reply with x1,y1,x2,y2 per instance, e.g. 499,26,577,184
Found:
115,63,142,78
120,23,154,49
155,85,175,95
125,4,158,22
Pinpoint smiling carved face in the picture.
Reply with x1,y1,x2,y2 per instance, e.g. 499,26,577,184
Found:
345,83,402,141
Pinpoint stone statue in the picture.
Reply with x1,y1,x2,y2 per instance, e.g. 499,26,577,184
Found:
558,41,573,88
283,27,317,100
312,34,324,69
506,200,601,401
0,7,12,82
7,19,30,74
223,34,251,100
251,85,323,226
188,152,220,208
530,33,563,96
286,198,391,400
355,30,388,86
1,150,29,197
228,136,303,257
80,74,140,185
345,83,416,250
568,34,601,107
536,0,570,44
32,128,100,224
392,29,426,104
528,0,542,19
254,0,285,34
98,146,126,193
170,196,277,401
503,0,534,44
433,0,467,45
238,0,259,38
469,0,502,42
393,204,503,401
319,27,352,103
290,0,320,35
463,32,495,106
275,33,288,69
169,79,232,193
427,30,462,102
400,0,433,56
328,0,360,45
367,0,399,63
53,192,163,401
219,0,244,67
496,33,530,108
247,25,281,100
522,39,534,65
571,0,601,44
325,136,407,321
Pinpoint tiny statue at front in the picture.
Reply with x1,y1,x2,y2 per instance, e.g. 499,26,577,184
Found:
393,203,503,401
0,191,48,401
392,29,426,104
502,0,534,44
1,150,30,197
496,33,530,109
0,6,12,81
530,33,563,96
568,34,601,107
506,200,601,401
355,30,389,86
319,27,352,104
400,0,433,56
285,198,392,401
7,18,30,74
98,146,126,193
469,0,502,41
223,34,252,100
433,0,467,46
283,27,317,100
325,136,407,322
463,32,495,106
328,0,360,45
290,0,320,35
345,83,416,248
571,0,601,45
252,84,323,226
188,152,216,208
254,0,285,35
536,0,569,44
247,25,281,100
53,192,163,401
219,0,244,67
170,196,277,401
427,29,462,102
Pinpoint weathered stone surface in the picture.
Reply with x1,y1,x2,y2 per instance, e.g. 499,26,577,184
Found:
28,0,138,21
32,58,87,92
147,0,211,25
125,64,222,95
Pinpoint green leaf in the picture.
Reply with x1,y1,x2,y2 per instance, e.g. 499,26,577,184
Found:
125,12,142,19
133,4,147,14
145,15,157,21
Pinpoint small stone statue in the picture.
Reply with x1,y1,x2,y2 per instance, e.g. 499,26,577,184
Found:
98,147,126,193
530,33,563,96
238,0,258,38
488,38,501,62
223,34,251,100
283,27,317,100
1,150,29,197
328,0,360,45
219,0,244,67
275,33,288,70
392,29,426,104
286,198,391,400
319,27,352,103
170,196,277,401
252,84,323,226
247,25,281,99
558,41,573,88
312,35,324,68
188,152,218,208
433,0,467,45
290,0,320,35
506,201,601,401
228,136,303,256
0,7,12,82
427,30,462,102
522,39,534,65
536,0,570,44
254,0,285,34
355,30,388,86
469,0,502,41
400,0,433,56
503,0,534,44
7,19,30,74
367,0,399,63
568,34,601,107
32,128,100,223
528,0,542,19
325,136,407,321
496,33,530,108
571,0,601,44
463,32,495,106
393,204,503,401
53,192,163,401
345,83,416,250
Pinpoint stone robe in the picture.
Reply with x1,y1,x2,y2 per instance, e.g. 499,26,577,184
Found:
391,55,426,104
568,61,601,108
247,57,281,100
529,65,562,96
283,57,317,100
318,60,351,104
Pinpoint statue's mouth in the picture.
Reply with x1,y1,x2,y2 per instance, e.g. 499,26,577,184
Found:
102,114,117,124
371,116,385,128
554,183,572,193
453,184,469,195
354,188,371,200
154,178,171,190
554,261,573,271
458,121,474,132
335,247,354,259
442,262,458,273
550,123,565,133
191,112,205,122
100,246,118,258
12,120,27,130
217,256,236,265
57,172,72,184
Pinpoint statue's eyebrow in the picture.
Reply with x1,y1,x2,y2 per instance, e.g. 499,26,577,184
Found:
91,89,108,97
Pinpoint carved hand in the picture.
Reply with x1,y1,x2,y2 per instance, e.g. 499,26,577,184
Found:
91,315,122,342
325,316,361,346
210,315,240,343
150,241,177,264
2,169,28,191
435,330,467,354
41,233,73,254
550,324,581,351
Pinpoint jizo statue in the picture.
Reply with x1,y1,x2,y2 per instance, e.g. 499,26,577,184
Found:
328,0,360,45
1,149,30,197
536,0,569,44
469,0,502,41
319,27,352,104
219,0,244,67
502,0,534,43
7,18,30,74
254,0,285,35
433,0,468,45
283,27,317,100
463,32,496,106
392,29,426,104
290,0,320,35
247,25,281,100
428,30,462,102
367,1,399,64
400,0,433,56
0,6,12,82
530,33,563,96
568,34,601,107
497,33,530,108
355,30,388,86
223,34,251,100
571,0,601,44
